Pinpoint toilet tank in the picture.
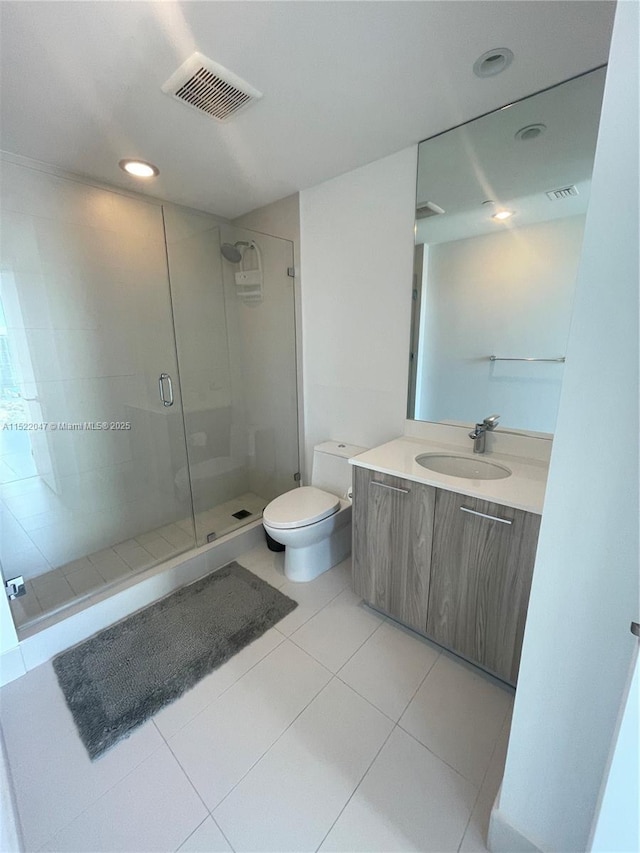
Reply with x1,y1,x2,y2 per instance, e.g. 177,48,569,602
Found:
312,441,368,497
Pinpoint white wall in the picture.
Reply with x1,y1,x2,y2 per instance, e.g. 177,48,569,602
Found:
417,216,584,432
0,561,19,658
0,557,26,686
492,2,639,850
233,194,301,249
299,148,417,477
590,649,639,852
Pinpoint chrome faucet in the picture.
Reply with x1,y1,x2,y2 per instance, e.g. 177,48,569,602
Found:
469,414,500,454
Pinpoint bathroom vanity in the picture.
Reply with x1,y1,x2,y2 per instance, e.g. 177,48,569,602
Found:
381,70,602,687
350,431,548,685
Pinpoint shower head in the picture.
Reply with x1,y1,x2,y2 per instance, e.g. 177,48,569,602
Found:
220,241,250,263
221,243,242,263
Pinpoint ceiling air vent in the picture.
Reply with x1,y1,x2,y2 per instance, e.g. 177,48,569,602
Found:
546,185,579,201
416,201,445,220
162,52,262,122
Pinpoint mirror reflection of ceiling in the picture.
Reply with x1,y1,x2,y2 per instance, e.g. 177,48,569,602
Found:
415,68,607,246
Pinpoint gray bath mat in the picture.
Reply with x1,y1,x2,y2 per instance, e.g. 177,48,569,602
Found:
53,561,297,760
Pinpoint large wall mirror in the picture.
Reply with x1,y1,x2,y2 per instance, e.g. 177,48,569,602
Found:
407,67,606,435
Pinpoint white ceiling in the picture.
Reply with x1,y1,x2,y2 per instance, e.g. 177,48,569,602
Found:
0,1,615,219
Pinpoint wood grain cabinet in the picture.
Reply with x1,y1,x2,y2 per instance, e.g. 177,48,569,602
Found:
351,464,541,685
352,466,435,633
426,490,540,684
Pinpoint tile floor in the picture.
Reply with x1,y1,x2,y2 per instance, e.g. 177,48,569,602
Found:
0,542,514,852
7,492,267,630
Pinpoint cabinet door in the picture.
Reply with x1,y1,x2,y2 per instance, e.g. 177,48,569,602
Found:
352,466,434,633
427,490,540,684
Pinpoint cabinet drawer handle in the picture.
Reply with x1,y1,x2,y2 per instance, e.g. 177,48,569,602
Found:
460,506,512,525
372,481,410,495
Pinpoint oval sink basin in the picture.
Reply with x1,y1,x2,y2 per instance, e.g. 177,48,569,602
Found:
415,453,512,480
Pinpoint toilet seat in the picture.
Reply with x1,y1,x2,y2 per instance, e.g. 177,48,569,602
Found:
263,486,340,530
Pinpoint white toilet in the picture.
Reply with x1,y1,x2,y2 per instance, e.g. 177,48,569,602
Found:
262,441,367,582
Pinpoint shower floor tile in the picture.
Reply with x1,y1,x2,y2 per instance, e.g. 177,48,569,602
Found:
195,491,267,542
7,491,268,630
1,543,514,853
65,566,104,596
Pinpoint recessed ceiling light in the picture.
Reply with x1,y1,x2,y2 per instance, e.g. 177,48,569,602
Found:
515,124,547,141
473,48,514,78
492,210,514,221
118,159,159,178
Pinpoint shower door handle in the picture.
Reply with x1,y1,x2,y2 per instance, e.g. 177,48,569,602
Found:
158,373,174,407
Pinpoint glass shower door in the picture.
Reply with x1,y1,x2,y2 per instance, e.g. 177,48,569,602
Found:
164,206,299,546
220,224,300,512
0,161,195,628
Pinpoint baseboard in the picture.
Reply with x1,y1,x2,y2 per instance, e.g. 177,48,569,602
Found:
488,797,544,852
487,785,542,853
0,645,26,688
0,726,24,852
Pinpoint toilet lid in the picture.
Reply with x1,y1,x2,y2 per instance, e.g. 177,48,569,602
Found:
263,486,340,530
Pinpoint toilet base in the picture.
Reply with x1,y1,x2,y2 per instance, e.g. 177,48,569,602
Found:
264,528,286,552
283,522,351,582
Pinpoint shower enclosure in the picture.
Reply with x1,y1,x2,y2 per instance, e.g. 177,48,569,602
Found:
0,158,299,630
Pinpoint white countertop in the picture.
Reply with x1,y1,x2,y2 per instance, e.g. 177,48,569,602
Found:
350,436,549,515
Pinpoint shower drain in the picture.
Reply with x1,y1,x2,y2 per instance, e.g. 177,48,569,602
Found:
232,509,252,520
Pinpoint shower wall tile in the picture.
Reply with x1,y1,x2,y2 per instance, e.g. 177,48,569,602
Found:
0,459,19,484
16,505,75,533
0,268,48,330
0,211,42,273
0,545,52,581
0,506,37,555
0,162,164,236
25,496,179,568
0,449,37,479
0,424,29,457
1,483,67,519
